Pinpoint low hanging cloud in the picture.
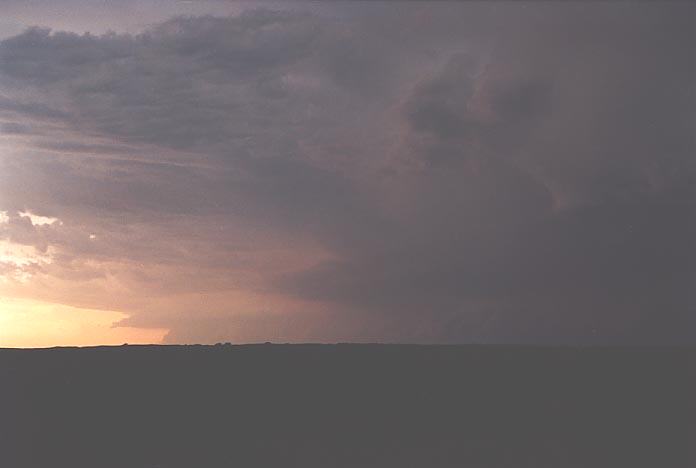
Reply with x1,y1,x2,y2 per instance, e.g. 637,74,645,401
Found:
0,2,693,344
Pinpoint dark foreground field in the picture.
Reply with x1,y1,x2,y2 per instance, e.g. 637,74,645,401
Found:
1,344,694,467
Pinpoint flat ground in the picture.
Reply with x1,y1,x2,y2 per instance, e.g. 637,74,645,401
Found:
1,344,694,467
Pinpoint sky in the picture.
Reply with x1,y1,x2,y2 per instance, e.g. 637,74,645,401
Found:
0,1,694,347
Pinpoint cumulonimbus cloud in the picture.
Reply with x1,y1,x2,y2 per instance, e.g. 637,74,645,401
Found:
0,3,693,344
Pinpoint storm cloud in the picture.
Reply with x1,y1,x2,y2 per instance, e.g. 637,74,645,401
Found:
0,2,693,344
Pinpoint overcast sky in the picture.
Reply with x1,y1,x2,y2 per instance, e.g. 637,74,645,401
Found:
0,1,694,346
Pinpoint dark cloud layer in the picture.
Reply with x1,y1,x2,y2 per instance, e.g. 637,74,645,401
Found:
0,2,693,344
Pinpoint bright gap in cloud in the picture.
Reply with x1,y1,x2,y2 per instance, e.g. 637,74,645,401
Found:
19,211,59,226
0,239,54,282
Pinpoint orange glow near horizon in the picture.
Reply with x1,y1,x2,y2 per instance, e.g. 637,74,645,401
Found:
0,297,168,348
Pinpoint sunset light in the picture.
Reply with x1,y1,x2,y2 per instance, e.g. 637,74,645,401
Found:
0,296,166,348
0,2,692,467
0,0,693,347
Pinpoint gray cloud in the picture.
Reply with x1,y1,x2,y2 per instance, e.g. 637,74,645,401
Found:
0,2,693,344
273,2,696,344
